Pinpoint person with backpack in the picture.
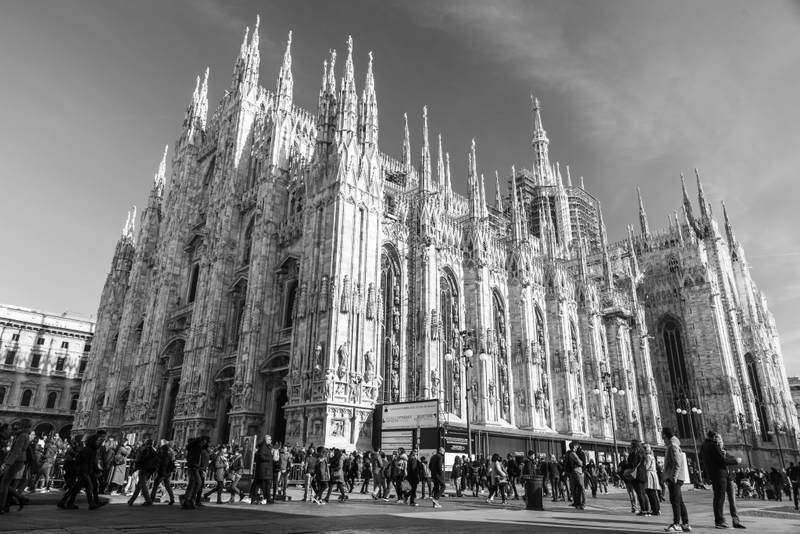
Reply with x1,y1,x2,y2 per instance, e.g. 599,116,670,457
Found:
506,453,521,500
419,456,432,500
58,432,105,511
302,448,318,502
202,445,229,504
149,440,176,505
128,439,158,506
227,445,244,503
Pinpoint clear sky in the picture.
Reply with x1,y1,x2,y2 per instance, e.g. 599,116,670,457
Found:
1,0,798,374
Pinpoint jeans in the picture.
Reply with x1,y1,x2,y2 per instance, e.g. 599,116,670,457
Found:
249,478,272,502
128,470,153,504
59,473,98,508
432,476,445,500
184,467,202,505
711,475,740,524
667,479,689,525
646,488,660,515
150,473,175,503
633,480,649,512
571,469,585,507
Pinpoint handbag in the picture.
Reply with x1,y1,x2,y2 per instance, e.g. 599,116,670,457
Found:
400,479,412,493
622,468,635,482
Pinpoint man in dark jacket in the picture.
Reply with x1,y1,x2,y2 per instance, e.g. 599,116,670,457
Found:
429,447,445,508
405,449,422,506
149,441,176,504
700,431,744,529
182,436,209,509
250,435,275,504
128,439,158,506
58,432,105,510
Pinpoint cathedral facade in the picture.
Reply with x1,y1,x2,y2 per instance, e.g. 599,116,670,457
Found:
74,19,799,466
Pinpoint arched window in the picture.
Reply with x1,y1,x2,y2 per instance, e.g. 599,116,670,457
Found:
283,280,298,328
745,353,769,441
46,391,58,409
0,385,7,405
164,339,186,368
570,322,579,354
242,219,254,266
188,264,200,303
70,393,79,411
662,318,692,438
440,269,459,414
380,246,401,403
230,280,248,349
21,389,33,407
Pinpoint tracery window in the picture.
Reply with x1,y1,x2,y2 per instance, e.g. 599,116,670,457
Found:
380,246,401,403
662,318,692,437
242,219,254,266
21,389,33,407
188,264,200,303
746,353,770,441
440,270,458,414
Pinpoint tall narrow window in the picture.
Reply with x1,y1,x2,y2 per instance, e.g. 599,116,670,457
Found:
21,389,33,407
662,318,692,438
0,386,7,405
31,353,41,368
188,263,200,303
55,357,66,371
78,359,88,374
440,271,458,414
380,247,401,403
4,350,16,366
535,306,545,347
242,219,254,266
11,333,19,341
283,280,298,328
46,391,58,409
70,393,79,411
61,341,69,350
746,353,769,441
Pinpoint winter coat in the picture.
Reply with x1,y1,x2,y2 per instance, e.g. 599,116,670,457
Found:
429,453,445,482
253,443,274,480
664,435,684,483
644,453,659,490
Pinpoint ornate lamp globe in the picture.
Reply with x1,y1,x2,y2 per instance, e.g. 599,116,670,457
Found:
464,348,474,359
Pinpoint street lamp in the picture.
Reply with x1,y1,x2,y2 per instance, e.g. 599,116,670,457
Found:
737,412,752,467
444,330,480,458
593,371,625,471
767,422,787,471
676,398,702,471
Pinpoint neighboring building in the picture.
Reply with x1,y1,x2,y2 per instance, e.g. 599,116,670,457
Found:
73,18,799,467
0,303,95,437
790,377,800,432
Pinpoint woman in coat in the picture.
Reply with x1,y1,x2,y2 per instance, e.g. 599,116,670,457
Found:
202,445,229,504
313,447,330,504
108,441,131,494
329,449,348,502
643,443,660,516
451,456,463,497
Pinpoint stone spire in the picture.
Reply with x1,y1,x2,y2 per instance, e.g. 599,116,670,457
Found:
445,151,452,208
510,165,528,243
152,145,168,200
275,31,293,113
358,51,378,147
566,164,573,187
695,168,711,219
531,94,552,185
722,201,739,260
198,67,209,129
556,162,564,189
402,112,412,174
184,68,209,132
627,225,640,278
437,134,446,190
337,35,358,136
317,49,337,147
599,207,613,289
419,106,432,191
479,173,489,219
231,17,260,93
468,139,481,219
575,207,588,279
681,173,695,224
637,186,650,238
122,206,137,242
494,170,504,213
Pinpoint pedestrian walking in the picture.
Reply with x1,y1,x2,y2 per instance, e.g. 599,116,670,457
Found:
149,440,176,505
429,447,445,508
128,439,158,506
0,420,31,514
568,442,585,510
181,435,209,509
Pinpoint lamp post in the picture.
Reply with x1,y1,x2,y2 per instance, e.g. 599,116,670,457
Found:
768,422,787,471
444,329,488,459
737,412,752,467
593,371,625,471
676,397,702,470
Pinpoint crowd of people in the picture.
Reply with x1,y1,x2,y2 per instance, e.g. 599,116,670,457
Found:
2,418,799,530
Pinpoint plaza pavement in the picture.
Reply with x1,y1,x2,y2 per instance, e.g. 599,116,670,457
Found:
1,484,797,534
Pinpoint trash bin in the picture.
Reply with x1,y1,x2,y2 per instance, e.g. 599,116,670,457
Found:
525,474,544,510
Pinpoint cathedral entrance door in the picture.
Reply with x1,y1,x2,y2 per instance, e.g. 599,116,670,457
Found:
273,387,288,444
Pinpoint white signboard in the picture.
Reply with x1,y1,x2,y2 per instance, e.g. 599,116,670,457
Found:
381,400,438,430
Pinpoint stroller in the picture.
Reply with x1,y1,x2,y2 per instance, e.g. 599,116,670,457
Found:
738,478,757,499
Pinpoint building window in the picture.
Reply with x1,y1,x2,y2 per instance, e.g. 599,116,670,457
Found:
55,357,66,371
21,389,33,407
242,219,254,266
283,280,298,328
188,263,200,303
70,393,79,411
746,353,770,441
78,359,88,374
31,353,41,368
37,337,45,345
83,343,91,353
61,341,69,350
4,350,16,366
46,391,58,409
11,333,19,341
0,386,6,405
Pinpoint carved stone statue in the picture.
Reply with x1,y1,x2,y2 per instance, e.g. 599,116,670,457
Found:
341,276,350,312
337,343,350,378
319,276,328,312
366,283,376,319
364,350,376,380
